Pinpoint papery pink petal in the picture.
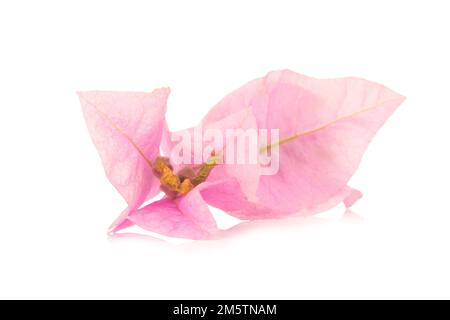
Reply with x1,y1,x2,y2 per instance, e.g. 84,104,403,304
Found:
256,70,405,213
201,70,405,217
78,89,169,227
108,208,134,234
164,109,260,199
126,189,218,240
203,108,260,199
161,122,174,158
200,179,363,220
343,188,363,208
202,76,270,127
199,179,277,219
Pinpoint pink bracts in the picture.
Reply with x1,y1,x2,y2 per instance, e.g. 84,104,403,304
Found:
78,70,405,239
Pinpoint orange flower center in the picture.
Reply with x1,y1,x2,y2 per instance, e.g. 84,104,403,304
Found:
152,156,217,198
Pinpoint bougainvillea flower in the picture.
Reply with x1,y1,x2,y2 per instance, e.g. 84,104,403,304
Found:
78,69,405,240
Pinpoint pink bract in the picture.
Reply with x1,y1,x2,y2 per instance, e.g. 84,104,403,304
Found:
78,70,405,239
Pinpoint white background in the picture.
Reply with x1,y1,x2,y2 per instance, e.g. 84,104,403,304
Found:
1,0,449,299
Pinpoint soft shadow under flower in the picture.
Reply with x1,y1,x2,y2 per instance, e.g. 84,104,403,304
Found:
108,209,363,245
